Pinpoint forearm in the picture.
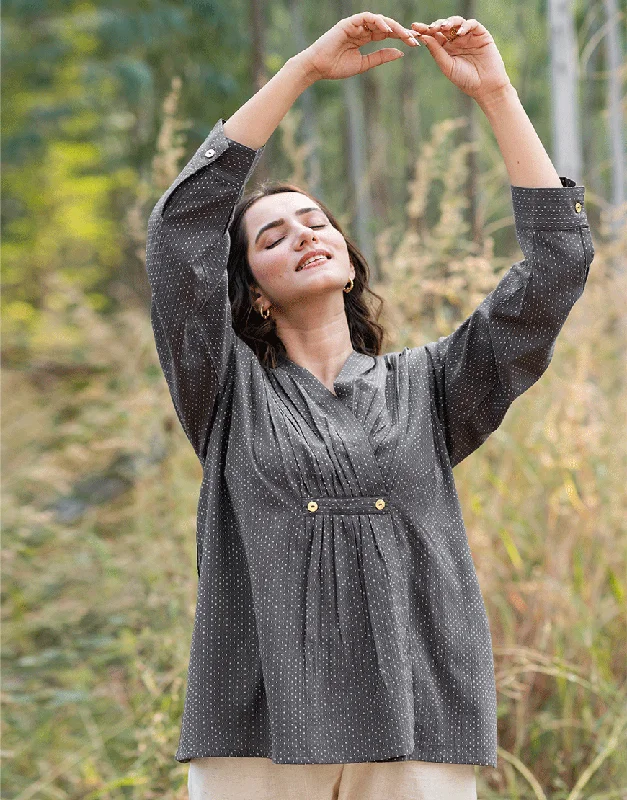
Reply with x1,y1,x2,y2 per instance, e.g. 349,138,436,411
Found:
477,83,562,188
223,54,316,150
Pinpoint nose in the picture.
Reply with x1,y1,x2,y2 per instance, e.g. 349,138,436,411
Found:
296,225,318,248
296,220,318,242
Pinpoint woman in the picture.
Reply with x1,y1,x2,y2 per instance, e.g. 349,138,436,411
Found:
145,11,594,800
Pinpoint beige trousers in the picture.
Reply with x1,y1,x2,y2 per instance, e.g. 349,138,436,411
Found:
187,756,478,800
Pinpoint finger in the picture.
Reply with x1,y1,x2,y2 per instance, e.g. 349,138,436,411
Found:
381,15,422,45
438,16,471,41
439,15,466,29
427,18,462,36
430,30,450,45
429,22,459,45
458,19,483,35
350,12,420,46
347,12,381,35
426,19,456,36
416,17,479,40
372,13,393,34
417,33,454,71
361,47,407,72
353,11,395,35
441,17,484,37
412,20,461,41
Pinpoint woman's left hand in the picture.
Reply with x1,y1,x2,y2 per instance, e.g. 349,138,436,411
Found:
411,16,511,103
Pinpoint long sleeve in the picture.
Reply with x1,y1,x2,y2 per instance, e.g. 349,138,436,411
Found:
145,119,265,460
425,176,595,469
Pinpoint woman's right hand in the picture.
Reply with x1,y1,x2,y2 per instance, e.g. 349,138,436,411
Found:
298,12,421,82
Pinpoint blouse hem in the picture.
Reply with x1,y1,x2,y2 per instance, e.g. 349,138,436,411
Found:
175,748,497,769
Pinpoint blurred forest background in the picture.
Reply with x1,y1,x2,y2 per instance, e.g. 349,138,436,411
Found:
2,0,626,797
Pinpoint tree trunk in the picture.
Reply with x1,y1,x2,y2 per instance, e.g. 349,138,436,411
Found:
362,70,390,237
603,0,626,259
338,0,377,276
581,8,602,201
548,0,582,182
460,0,481,245
397,0,423,239
289,0,322,197
250,0,271,184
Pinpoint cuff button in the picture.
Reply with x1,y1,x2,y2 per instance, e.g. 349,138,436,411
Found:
205,148,216,158
575,202,582,213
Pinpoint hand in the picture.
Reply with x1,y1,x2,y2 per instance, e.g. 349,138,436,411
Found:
299,12,421,82
410,16,512,102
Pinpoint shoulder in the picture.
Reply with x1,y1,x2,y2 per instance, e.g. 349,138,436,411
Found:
379,345,429,372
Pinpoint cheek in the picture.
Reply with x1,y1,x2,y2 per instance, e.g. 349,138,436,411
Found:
254,253,292,284
330,231,348,253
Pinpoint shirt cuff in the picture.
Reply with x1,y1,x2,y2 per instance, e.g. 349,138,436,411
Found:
154,118,265,220
199,118,265,184
511,175,588,228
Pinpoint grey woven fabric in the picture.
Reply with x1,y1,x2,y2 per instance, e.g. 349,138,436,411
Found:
145,118,595,767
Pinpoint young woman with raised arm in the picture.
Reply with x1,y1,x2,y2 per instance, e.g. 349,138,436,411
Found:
145,11,594,800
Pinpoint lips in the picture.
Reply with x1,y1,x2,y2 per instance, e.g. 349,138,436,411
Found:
295,250,332,271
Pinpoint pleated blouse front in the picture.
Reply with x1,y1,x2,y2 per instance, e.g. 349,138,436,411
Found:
145,118,595,768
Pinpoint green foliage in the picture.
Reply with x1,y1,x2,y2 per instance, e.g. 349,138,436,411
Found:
2,0,626,797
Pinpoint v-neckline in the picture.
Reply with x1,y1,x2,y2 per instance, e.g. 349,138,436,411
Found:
275,349,373,401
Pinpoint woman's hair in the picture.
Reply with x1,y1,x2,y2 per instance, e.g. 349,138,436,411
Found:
226,180,386,370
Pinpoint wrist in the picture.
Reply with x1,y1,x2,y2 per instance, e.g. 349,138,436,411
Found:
476,81,517,116
287,52,319,90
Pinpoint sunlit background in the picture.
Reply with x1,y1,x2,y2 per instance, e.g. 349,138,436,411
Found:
2,0,626,797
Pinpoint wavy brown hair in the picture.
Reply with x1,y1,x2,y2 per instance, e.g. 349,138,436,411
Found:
226,180,386,370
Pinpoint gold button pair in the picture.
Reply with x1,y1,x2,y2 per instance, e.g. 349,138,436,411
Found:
306,498,386,512
575,202,582,213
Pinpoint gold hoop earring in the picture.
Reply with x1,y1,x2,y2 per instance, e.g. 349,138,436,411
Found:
260,305,271,320
343,277,354,293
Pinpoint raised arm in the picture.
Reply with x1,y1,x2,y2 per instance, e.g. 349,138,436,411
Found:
145,126,263,462
425,176,594,468
145,13,422,460
145,56,318,460
400,17,595,466
422,77,595,468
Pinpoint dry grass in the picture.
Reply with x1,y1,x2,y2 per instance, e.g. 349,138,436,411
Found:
2,93,626,799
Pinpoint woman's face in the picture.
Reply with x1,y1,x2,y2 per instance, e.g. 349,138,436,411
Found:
244,191,354,314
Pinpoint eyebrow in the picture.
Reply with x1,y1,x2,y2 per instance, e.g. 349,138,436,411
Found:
254,207,323,245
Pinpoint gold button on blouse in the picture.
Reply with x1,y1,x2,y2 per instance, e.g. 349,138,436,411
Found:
375,498,386,510
307,501,318,512
575,202,582,213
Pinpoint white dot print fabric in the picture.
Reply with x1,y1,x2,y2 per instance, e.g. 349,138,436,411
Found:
145,118,595,767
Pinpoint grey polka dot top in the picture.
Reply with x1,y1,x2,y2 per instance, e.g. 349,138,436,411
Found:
145,118,595,767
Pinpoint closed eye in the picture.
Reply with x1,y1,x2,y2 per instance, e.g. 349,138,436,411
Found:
266,224,326,249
